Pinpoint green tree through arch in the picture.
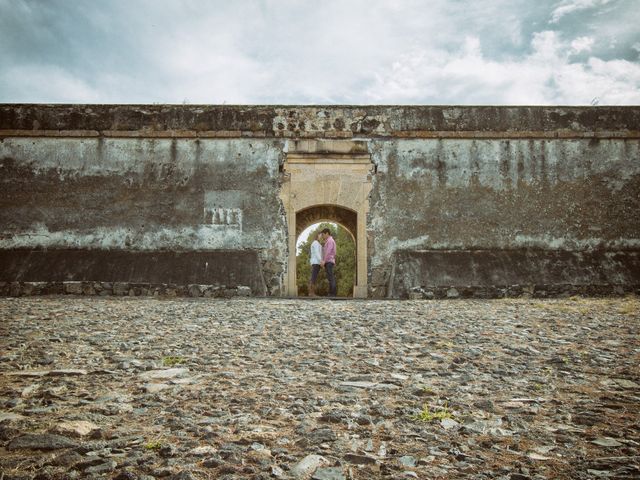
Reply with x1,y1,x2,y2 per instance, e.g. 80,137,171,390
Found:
296,223,356,297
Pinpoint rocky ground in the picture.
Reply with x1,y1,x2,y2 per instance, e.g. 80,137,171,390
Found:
0,296,638,480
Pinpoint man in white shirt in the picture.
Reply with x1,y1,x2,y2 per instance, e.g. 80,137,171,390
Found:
308,232,323,297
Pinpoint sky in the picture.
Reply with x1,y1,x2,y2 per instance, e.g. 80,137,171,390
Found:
0,0,639,105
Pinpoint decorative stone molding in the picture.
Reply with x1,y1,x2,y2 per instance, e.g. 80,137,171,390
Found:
279,140,374,298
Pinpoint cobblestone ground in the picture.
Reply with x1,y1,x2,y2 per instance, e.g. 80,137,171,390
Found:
0,296,639,480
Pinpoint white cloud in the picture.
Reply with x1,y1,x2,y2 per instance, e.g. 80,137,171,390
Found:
571,36,595,53
364,31,640,105
550,0,614,23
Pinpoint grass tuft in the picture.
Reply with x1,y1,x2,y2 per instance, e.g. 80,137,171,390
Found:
618,296,639,315
162,356,186,367
413,403,454,422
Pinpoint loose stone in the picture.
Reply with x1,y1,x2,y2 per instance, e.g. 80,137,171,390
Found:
84,459,118,474
591,437,623,447
343,453,377,465
7,433,78,450
139,368,189,380
312,467,347,480
53,420,100,437
399,455,417,467
291,454,331,479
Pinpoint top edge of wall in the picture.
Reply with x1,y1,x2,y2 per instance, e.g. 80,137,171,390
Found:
1,104,639,139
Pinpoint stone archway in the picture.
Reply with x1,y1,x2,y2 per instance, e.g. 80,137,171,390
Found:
296,204,357,240
296,206,357,297
279,140,373,298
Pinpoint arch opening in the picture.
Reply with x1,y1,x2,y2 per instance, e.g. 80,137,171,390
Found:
295,204,357,241
296,221,356,297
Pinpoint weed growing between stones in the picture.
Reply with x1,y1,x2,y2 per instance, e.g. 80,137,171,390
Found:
144,440,163,450
618,296,639,315
413,403,454,422
161,356,186,367
533,301,592,315
421,386,435,396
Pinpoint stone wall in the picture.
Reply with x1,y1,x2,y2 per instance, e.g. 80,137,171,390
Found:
368,137,640,296
1,105,638,297
0,250,265,296
0,134,287,295
389,250,640,299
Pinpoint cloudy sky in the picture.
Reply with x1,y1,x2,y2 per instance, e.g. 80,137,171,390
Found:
1,0,639,105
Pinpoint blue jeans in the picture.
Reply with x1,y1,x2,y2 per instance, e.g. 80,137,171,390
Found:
325,262,337,296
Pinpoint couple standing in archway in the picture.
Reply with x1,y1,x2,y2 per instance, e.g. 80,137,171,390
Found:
308,228,337,297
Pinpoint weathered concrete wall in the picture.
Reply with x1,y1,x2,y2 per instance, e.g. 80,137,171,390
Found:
0,250,266,297
390,250,640,299
368,137,640,296
1,105,639,297
0,136,287,294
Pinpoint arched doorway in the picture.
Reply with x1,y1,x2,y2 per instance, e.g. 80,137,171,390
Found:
279,140,373,297
296,221,356,297
295,206,358,297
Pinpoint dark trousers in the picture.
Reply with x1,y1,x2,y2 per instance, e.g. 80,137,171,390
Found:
310,264,321,284
325,262,337,296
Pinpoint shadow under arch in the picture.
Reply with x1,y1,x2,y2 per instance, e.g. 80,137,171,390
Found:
295,204,358,243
